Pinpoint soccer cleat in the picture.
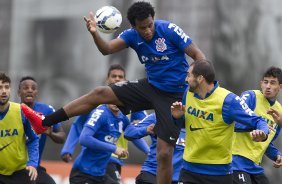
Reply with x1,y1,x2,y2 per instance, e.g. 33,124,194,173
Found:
21,103,48,134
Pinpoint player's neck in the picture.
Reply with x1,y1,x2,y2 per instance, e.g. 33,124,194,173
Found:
0,102,10,112
197,82,214,99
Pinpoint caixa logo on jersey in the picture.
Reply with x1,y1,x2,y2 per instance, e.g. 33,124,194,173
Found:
187,106,214,121
141,55,169,63
0,129,19,137
104,135,119,144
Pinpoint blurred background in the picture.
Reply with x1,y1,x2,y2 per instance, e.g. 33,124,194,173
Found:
1,0,282,183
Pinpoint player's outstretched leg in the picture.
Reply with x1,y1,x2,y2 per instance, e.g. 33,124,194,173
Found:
21,103,47,134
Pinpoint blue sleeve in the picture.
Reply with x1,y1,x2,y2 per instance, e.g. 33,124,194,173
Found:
130,111,147,121
22,114,39,167
240,91,256,110
265,142,282,161
60,116,84,156
222,93,269,135
164,21,192,50
118,29,134,47
79,126,116,153
124,113,156,140
132,139,150,154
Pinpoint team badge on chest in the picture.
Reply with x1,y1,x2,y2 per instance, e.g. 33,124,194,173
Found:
155,38,167,52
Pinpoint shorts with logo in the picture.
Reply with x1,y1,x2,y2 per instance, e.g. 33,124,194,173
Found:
178,169,233,184
110,78,183,145
233,171,270,184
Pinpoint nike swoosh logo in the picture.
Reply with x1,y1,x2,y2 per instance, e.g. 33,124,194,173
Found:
0,142,13,152
189,125,204,132
96,11,104,19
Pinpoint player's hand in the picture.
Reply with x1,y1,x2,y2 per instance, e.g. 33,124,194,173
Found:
146,124,155,135
267,108,282,127
26,166,37,181
44,127,52,136
171,101,185,119
61,153,72,163
84,11,97,34
273,155,282,168
250,130,267,142
114,147,129,158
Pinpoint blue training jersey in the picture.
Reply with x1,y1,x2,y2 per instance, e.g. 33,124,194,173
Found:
61,111,149,161
124,113,185,182
180,82,269,175
109,110,148,166
32,102,62,166
232,90,282,174
72,105,148,176
119,20,192,92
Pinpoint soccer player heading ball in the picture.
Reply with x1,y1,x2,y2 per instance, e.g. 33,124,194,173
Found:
22,2,206,184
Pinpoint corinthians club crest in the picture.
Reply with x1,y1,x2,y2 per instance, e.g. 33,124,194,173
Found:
155,38,167,52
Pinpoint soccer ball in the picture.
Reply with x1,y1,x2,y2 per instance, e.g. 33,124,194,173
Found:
95,6,122,34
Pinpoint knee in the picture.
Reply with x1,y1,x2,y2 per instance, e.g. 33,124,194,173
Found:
157,147,173,162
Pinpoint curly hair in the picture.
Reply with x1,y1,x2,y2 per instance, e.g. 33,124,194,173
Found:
127,1,155,26
0,72,11,84
263,66,282,84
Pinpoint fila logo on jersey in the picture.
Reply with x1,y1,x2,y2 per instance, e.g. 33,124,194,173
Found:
168,23,190,43
235,96,254,116
0,129,19,137
87,109,104,126
187,106,214,121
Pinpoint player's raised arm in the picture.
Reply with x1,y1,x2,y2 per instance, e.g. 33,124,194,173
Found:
84,11,127,55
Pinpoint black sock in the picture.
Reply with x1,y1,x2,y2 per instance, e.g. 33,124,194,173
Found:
42,108,69,127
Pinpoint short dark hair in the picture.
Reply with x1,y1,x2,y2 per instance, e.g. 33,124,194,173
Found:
262,66,282,84
0,72,11,84
127,1,155,26
107,64,126,78
190,60,215,84
19,76,37,89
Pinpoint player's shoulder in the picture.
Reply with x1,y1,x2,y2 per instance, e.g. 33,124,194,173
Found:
34,102,55,113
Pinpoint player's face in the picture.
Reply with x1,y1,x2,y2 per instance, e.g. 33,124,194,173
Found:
186,66,199,92
0,81,10,106
260,76,281,101
107,69,125,85
18,79,38,107
134,16,155,41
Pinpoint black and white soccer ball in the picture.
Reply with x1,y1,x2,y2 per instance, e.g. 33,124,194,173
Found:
95,6,122,34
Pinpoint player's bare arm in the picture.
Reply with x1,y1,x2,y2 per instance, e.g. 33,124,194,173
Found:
84,11,127,55
184,42,206,61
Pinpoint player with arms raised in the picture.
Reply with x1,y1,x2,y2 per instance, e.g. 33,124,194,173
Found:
22,2,206,184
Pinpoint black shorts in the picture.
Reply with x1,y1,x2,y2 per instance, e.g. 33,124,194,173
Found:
36,166,56,184
233,171,270,184
0,169,35,184
110,78,183,145
136,171,156,184
106,162,121,184
179,169,233,184
69,169,119,184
